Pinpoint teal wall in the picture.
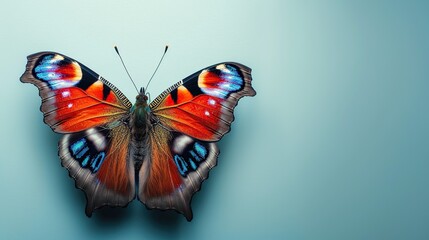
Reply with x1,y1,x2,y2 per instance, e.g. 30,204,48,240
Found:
1,1,428,239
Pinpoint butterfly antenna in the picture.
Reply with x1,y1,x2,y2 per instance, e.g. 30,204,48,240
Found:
145,45,169,91
114,45,139,93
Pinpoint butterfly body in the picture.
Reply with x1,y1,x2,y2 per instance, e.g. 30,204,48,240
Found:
21,51,255,220
130,89,150,129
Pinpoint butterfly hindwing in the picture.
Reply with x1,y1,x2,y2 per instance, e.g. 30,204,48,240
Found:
150,62,255,141
59,123,135,216
138,124,219,220
21,52,132,133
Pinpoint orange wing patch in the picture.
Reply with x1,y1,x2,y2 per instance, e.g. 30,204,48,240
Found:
42,87,127,133
140,125,182,198
96,125,133,195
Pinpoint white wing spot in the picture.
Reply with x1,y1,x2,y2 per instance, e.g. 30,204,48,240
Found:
86,128,107,151
208,98,216,106
173,135,193,154
61,90,70,98
67,103,73,108
216,64,226,70
204,110,210,116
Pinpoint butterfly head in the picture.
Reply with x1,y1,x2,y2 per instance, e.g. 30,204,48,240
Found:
137,87,149,103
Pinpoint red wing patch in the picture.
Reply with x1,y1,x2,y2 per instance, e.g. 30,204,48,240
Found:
155,95,229,141
42,86,126,133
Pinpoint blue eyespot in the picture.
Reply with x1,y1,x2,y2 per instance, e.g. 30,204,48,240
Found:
76,146,89,159
173,141,209,177
200,64,244,99
188,158,197,170
91,152,106,173
71,138,87,156
69,138,106,173
174,155,188,176
189,150,202,162
81,156,91,167
33,54,80,90
194,142,207,158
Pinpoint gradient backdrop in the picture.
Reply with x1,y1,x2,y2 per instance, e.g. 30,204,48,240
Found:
1,0,428,239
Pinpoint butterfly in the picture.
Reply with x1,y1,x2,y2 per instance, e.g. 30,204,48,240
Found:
20,51,255,221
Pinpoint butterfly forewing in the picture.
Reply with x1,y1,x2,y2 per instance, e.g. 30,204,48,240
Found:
150,62,255,141
20,52,132,133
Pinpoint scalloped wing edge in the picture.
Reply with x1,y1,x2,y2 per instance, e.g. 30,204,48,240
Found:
138,142,219,221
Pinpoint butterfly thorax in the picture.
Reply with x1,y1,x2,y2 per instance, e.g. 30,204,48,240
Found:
130,91,151,141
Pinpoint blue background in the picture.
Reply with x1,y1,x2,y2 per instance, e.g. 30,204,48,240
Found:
1,0,428,239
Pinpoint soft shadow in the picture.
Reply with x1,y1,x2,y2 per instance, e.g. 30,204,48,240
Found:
91,204,133,227
142,208,183,227
92,202,186,235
